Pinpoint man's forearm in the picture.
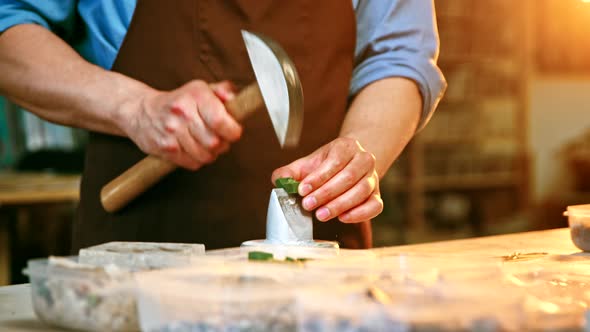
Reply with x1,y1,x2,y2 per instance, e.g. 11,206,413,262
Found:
0,24,245,169
340,77,422,178
0,24,153,136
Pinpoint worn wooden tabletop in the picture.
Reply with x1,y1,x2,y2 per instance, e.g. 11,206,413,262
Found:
0,228,584,331
0,172,80,205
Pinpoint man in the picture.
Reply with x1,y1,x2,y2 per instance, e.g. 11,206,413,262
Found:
0,1,446,250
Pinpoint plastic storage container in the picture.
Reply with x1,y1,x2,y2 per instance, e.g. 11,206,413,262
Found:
300,251,380,285
205,246,377,281
135,263,301,332
564,204,590,251
79,241,205,270
506,268,590,332
295,251,524,332
24,242,206,331
135,251,378,332
24,257,138,331
296,284,392,332
205,245,343,262
295,280,520,332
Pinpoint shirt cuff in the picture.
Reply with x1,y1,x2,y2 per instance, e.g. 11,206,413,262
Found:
350,53,447,132
0,11,50,34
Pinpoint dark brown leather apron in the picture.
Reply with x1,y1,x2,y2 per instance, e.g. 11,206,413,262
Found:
72,0,372,251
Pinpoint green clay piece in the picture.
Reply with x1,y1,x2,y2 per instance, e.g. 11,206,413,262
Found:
275,177,300,194
87,295,101,308
248,251,274,261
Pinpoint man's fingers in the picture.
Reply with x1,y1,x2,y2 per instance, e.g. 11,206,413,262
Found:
216,141,230,155
301,152,371,211
162,107,213,166
184,80,242,142
314,174,377,222
198,95,242,142
271,136,384,224
176,129,214,167
167,154,202,171
187,110,222,151
160,137,202,171
337,193,383,223
210,81,237,102
134,80,240,169
271,147,327,188
271,158,306,184
300,149,353,197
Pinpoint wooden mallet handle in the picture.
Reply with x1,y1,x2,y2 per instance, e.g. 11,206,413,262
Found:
100,83,263,213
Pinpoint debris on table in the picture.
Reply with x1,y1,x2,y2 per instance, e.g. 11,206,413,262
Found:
248,251,309,263
500,252,548,262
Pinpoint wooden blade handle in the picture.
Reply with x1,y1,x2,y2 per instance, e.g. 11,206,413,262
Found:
101,156,176,212
101,82,263,213
225,82,263,121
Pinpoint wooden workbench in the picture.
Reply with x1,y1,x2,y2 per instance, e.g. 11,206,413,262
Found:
0,173,80,205
0,172,80,286
0,228,585,331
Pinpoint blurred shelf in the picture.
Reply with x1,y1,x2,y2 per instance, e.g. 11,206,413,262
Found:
421,173,518,191
561,191,590,204
404,224,476,244
437,14,475,21
382,175,408,191
383,173,518,193
373,1,531,245
439,55,518,67
437,95,520,106
0,172,80,205
416,137,518,146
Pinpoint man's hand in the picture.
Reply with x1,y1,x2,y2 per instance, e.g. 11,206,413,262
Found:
272,137,383,223
120,80,242,170
0,25,244,172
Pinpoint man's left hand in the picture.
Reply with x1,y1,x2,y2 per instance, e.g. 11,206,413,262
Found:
272,137,383,223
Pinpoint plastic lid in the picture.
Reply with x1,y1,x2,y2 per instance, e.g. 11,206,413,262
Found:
240,239,339,259
565,204,590,217
78,242,205,270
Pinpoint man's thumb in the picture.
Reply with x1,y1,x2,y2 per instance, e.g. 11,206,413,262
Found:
271,166,298,185
271,157,308,185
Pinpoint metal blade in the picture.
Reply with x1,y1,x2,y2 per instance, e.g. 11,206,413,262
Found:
241,30,303,148
266,188,313,244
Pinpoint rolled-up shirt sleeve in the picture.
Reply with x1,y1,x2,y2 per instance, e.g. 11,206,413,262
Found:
352,0,447,130
0,1,78,41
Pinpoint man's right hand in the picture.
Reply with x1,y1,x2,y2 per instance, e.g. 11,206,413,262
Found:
120,80,243,170
0,25,241,171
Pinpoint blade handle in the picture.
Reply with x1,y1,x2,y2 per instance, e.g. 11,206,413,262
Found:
100,82,263,213
225,82,263,121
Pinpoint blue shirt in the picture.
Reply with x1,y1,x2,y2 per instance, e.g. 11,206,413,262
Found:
0,0,446,129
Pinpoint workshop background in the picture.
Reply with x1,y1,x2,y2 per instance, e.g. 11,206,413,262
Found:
0,0,589,285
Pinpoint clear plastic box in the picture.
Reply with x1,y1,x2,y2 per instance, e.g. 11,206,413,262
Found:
205,245,340,262
295,281,511,332
506,268,590,332
134,263,301,332
24,242,205,331
24,257,138,331
564,204,590,251
295,284,393,332
79,241,205,271
300,250,380,284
